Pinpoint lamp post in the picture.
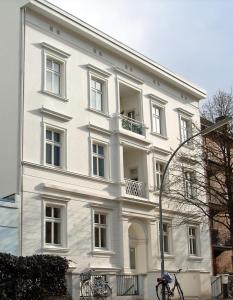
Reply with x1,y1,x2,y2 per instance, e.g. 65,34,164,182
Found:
158,116,231,300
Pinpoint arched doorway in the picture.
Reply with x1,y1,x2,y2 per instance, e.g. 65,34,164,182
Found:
128,221,148,274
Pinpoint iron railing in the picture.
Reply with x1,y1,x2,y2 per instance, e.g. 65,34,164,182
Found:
211,276,222,300
125,179,146,198
116,275,139,296
80,274,106,297
120,115,144,135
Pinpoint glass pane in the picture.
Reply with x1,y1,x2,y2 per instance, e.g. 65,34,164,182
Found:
46,143,52,164
96,93,102,111
93,157,97,175
46,130,52,141
164,236,169,253
100,228,106,248
46,71,52,91
53,61,60,73
98,158,104,177
91,79,96,89
95,81,102,91
156,117,161,134
46,206,52,217
100,214,106,224
91,90,96,108
130,248,136,269
54,222,61,244
98,145,104,156
193,239,196,254
95,227,99,247
163,223,168,233
54,132,60,143
92,144,97,153
54,207,61,218
54,146,60,166
94,213,99,224
46,222,52,243
46,58,52,69
53,73,60,95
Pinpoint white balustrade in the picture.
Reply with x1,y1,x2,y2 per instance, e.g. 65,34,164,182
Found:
125,179,146,198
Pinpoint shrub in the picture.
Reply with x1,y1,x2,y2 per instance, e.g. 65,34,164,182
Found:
0,253,69,300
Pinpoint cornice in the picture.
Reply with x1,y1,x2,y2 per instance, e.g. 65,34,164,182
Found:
148,94,168,105
87,64,112,78
41,42,70,58
41,107,72,122
114,67,144,85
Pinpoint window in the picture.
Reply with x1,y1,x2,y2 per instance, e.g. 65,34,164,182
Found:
184,171,196,198
130,247,136,269
155,161,168,191
94,212,107,249
161,223,172,254
188,226,198,255
45,205,62,246
46,58,62,95
180,117,191,143
91,78,103,111
46,129,61,167
129,168,138,181
92,143,105,177
152,106,162,134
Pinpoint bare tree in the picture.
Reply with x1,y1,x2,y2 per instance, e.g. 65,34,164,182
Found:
168,90,233,272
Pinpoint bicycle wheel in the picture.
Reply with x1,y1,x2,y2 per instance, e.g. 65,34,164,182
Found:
81,280,95,300
156,282,169,300
176,283,184,300
95,283,112,299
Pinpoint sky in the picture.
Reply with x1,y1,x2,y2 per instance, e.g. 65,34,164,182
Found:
49,0,233,101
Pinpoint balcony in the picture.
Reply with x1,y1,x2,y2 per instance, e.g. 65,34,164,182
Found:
120,114,144,135
125,179,146,198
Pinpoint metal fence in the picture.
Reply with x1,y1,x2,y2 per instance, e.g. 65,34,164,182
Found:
211,276,222,300
116,275,139,296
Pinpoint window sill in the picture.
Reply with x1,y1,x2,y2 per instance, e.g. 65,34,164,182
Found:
164,254,175,259
92,250,115,256
150,132,168,140
91,175,110,183
187,255,203,261
42,246,70,253
45,164,66,171
87,107,110,118
41,90,69,102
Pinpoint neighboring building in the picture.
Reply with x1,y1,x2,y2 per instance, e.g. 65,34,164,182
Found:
202,118,232,275
0,194,20,256
0,1,212,299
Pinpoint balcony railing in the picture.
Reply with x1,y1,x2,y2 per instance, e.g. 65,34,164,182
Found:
116,275,139,296
125,179,146,198
120,115,144,135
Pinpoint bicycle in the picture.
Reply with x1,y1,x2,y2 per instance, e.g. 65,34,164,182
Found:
80,269,112,299
156,269,184,300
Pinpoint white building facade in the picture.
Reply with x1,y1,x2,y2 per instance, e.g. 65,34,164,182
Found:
0,1,212,299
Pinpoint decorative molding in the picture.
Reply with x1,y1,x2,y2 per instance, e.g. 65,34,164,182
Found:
114,67,144,85
177,107,194,118
42,247,70,253
40,90,69,102
148,94,168,105
87,64,112,78
88,123,113,136
41,193,71,202
41,107,72,122
87,107,110,118
151,146,171,156
41,42,70,58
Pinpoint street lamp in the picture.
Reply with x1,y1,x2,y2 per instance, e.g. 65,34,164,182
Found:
158,116,231,299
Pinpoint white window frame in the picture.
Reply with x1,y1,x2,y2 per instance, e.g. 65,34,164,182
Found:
187,225,200,256
90,139,109,179
159,220,173,255
150,97,167,138
42,123,67,169
183,169,196,199
154,159,168,191
92,208,112,253
178,109,193,145
42,43,69,100
89,72,109,115
43,200,68,249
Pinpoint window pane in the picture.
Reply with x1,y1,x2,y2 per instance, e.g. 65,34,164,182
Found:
54,146,60,166
130,248,136,269
91,90,96,108
46,206,52,217
54,132,60,143
94,213,99,224
53,73,60,95
46,130,52,141
54,207,61,218
100,228,106,248
96,93,102,111
98,158,104,177
95,227,99,247
46,143,52,164
100,214,106,224
92,144,97,153
53,61,60,73
46,222,52,243
95,81,102,91
98,145,104,156
46,58,52,69
93,157,97,175
164,236,169,253
54,222,61,244
91,79,96,89
46,71,52,91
